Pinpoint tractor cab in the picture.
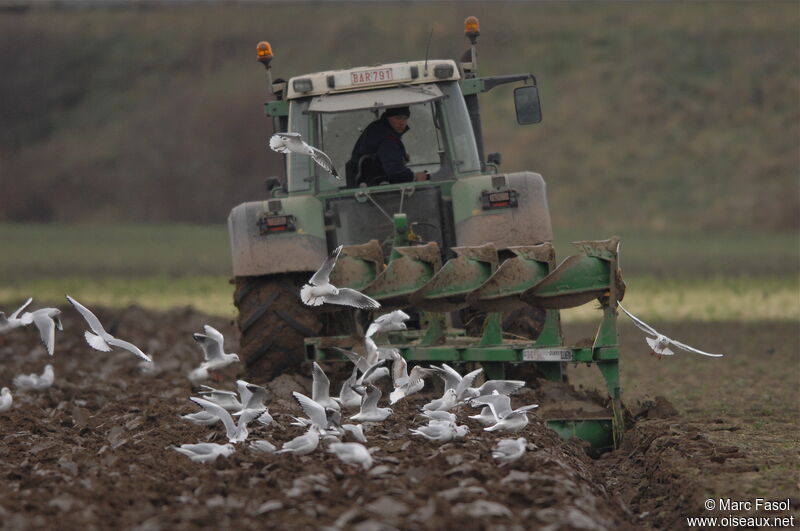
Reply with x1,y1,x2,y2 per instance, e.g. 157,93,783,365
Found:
278,60,479,193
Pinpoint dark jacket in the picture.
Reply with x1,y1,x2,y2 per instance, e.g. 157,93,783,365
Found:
347,118,413,186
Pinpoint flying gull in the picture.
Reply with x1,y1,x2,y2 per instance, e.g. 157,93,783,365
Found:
66,295,153,364
618,303,724,358
301,246,380,310
269,132,341,181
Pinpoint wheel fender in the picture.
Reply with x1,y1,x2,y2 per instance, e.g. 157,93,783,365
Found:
452,171,553,248
228,195,327,277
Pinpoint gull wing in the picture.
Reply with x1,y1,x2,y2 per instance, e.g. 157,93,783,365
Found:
198,386,237,398
193,332,224,362
66,295,107,336
10,298,33,320
510,404,539,415
670,338,724,358
268,134,291,154
357,359,386,385
235,379,253,407
190,397,236,439
333,347,370,374
407,366,434,386
324,288,380,310
427,365,456,392
471,393,512,420
339,366,359,399
360,385,382,413
31,310,58,356
202,325,225,347
105,336,153,363
431,363,462,392
309,245,343,286
618,303,660,336
311,362,332,404
391,351,408,384
364,336,379,366
476,380,526,397
309,146,340,180
292,391,328,429
85,331,111,352
456,368,484,398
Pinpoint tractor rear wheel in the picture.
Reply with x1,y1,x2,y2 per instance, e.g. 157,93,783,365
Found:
234,273,357,380
234,273,323,380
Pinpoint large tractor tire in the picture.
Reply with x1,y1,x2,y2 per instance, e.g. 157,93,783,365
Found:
234,273,323,381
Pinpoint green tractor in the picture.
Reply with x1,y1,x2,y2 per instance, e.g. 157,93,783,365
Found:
228,17,625,452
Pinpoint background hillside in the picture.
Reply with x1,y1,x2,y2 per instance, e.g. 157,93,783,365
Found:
0,1,797,231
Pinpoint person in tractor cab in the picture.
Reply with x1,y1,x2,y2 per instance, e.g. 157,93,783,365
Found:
346,106,430,187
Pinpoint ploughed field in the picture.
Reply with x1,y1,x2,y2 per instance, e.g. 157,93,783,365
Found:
0,305,796,530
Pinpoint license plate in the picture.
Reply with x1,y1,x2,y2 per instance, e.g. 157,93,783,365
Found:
350,68,393,86
522,348,573,362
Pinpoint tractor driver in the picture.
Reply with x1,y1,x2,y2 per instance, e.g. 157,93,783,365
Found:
346,106,430,187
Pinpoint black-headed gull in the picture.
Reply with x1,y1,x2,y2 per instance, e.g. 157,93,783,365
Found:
0,297,33,333
471,393,538,432
277,427,320,455
291,391,344,438
269,132,340,181
462,379,527,401
189,397,265,443
492,437,527,465
300,246,380,310
389,352,434,404
366,309,410,338
618,303,724,358
0,387,12,412
350,384,392,422
248,440,277,454
410,419,469,442
66,295,153,364
189,325,240,382
0,299,63,356
233,380,273,425
422,388,458,412
180,409,221,427
13,364,54,390
428,363,484,402
327,442,373,470
468,405,497,426
173,442,235,463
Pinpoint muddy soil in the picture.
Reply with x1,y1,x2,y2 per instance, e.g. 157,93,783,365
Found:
0,305,755,530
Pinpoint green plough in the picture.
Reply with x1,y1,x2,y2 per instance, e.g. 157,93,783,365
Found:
306,214,625,452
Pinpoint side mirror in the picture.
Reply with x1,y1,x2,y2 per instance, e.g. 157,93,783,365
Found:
487,152,502,166
265,176,282,193
514,85,542,125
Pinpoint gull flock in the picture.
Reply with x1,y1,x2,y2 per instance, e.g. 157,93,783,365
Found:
0,246,722,469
